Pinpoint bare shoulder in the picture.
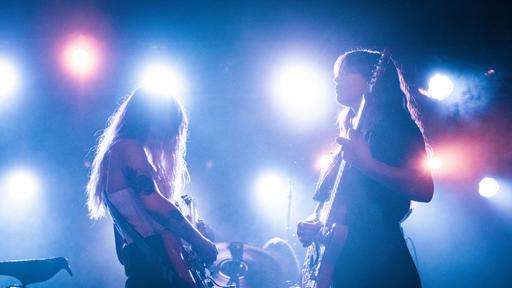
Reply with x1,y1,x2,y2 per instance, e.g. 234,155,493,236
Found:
109,139,149,171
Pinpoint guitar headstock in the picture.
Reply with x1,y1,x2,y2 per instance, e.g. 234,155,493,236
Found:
352,49,391,132
366,49,391,101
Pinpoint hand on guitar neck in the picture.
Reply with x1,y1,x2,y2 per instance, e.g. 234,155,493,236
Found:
164,209,218,266
196,219,216,242
336,132,374,173
297,219,323,247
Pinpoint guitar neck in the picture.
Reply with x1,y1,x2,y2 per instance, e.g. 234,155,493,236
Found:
318,93,367,225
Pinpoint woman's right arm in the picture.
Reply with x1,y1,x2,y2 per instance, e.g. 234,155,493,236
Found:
117,140,217,263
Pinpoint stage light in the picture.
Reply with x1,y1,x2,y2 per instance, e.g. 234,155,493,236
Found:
139,62,185,97
315,152,333,171
427,73,454,100
425,155,443,172
1,168,40,206
272,62,330,128
0,58,20,99
62,35,100,78
254,171,289,211
479,177,499,198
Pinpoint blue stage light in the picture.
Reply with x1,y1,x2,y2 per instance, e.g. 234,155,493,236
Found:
315,152,333,172
0,58,20,100
427,73,454,100
254,171,289,212
1,168,41,207
479,177,499,198
272,62,331,129
139,62,185,98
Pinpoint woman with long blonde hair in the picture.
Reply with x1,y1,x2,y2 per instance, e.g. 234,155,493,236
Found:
87,88,217,288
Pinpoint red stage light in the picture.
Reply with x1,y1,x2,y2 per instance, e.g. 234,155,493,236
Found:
61,35,100,79
421,137,485,181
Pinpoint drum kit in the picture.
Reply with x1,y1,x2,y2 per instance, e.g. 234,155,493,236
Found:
210,242,299,288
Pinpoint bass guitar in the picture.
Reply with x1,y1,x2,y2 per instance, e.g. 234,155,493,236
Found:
300,51,390,288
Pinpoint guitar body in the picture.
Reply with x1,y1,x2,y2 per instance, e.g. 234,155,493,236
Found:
161,231,199,288
301,223,348,288
301,188,350,288
158,196,210,288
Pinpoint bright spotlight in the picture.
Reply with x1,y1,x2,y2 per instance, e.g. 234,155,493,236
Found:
139,62,185,97
254,172,289,211
427,73,454,101
1,169,40,206
62,35,100,78
479,177,500,198
315,152,333,171
0,58,20,99
425,155,443,172
273,62,330,128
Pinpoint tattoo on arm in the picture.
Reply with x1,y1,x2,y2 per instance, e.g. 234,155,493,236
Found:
123,168,201,243
123,167,156,195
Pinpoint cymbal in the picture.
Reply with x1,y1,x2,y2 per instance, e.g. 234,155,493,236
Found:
210,242,284,288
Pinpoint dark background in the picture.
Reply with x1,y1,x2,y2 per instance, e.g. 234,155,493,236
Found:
0,1,511,287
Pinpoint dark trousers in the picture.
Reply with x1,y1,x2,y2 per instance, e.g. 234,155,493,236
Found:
334,224,421,288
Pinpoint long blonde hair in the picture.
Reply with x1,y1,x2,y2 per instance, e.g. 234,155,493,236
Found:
86,88,189,220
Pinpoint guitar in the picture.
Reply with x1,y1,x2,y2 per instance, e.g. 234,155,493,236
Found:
159,195,213,288
300,51,390,288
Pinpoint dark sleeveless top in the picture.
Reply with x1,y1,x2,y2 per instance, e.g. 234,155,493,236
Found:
315,113,427,230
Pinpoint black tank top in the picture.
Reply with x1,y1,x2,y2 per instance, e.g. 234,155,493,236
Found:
341,115,426,228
